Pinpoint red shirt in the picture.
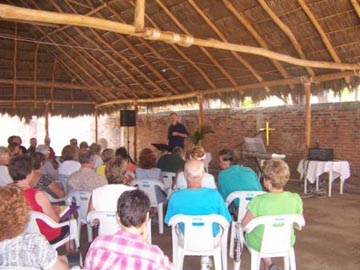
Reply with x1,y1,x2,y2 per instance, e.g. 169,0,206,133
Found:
23,188,61,241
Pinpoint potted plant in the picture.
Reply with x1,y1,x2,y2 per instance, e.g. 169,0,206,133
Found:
190,125,215,146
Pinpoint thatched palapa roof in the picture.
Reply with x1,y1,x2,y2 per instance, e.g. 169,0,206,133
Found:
0,0,359,118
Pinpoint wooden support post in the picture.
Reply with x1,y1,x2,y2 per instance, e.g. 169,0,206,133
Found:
45,102,49,138
134,102,138,162
134,0,145,32
198,92,204,146
304,82,312,157
94,106,98,143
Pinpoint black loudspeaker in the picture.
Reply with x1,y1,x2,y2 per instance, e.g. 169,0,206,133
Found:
120,110,136,127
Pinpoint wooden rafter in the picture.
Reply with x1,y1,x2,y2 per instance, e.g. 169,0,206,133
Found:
94,9,180,95
0,99,95,105
12,22,16,108
98,71,357,107
350,0,360,18
223,0,292,89
0,4,359,71
155,0,237,87
188,0,269,92
39,3,106,41
298,0,341,63
134,0,145,32
258,0,314,77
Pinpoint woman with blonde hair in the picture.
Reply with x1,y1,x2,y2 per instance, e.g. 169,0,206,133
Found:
0,185,69,269
242,159,303,270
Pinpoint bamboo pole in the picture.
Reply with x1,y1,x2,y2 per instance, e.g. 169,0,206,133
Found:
12,22,17,109
94,106,98,143
0,99,95,105
2,4,358,71
198,92,204,147
304,82,312,157
44,102,49,138
134,102,138,162
134,0,145,32
98,70,356,107
33,43,39,109
350,0,360,18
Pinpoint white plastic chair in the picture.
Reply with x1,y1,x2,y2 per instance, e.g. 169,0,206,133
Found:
168,214,229,270
162,171,176,192
241,214,305,270
46,193,67,205
226,191,265,260
24,210,80,250
67,190,92,242
131,179,165,234
87,211,152,244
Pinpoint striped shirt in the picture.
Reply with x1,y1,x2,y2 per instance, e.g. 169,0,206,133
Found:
84,230,174,270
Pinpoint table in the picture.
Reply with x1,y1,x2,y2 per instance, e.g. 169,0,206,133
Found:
297,160,351,197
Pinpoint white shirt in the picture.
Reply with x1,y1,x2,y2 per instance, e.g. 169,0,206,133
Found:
175,171,216,190
58,160,81,176
0,165,12,186
92,184,135,211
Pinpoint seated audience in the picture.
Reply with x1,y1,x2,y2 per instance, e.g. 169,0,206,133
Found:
85,189,174,270
0,185,69,270
218,149,262,207
28,137,37,157
8,155,68,244
115,146,136,172
89,156,134,212
136,148,165,203
157,146,185,173
37,144,60,182
70,138,78,148
165,159,231,269
79,141,89,151
90,143,103,170
174,146,216,189
44,136,56,161
96,148,115,177
33,152,65,199
242,159,303,270
0,146,12,186
58,145,81,176
67,150,107,192
8,142,21,157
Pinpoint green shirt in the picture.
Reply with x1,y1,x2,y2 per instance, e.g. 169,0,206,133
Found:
245,191,303,251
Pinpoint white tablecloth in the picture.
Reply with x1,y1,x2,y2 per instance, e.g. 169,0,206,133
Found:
297,160,351,184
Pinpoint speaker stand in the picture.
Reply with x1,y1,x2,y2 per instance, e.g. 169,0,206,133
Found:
126,126,130,153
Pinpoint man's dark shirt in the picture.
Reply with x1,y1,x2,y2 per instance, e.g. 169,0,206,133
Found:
168,122,189,152
157,153,185,173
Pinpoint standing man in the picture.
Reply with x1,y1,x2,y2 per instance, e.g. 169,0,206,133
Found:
168,112,189,152
27,137,37,157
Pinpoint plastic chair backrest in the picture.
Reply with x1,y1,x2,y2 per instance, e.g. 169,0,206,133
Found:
244,214,305,254
67,190,91,224
162,172,176,190
131,179,165,206
226,191,265,221
169,214,229,253
87,211,152,243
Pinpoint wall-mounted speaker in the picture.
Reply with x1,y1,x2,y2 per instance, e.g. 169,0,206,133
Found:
120,110,136,127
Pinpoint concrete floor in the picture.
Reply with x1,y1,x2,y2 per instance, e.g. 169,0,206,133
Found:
66,179,360,270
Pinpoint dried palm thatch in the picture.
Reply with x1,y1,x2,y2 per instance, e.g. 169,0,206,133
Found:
0,0,359,120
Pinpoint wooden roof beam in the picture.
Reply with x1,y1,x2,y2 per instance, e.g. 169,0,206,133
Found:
298,0,342,64
188,0,269,92
258,0,314,77
223,0,293,91
350,0,360,19
1,4,359,71
94,5,180,95
0,99,96,105
134,0,145,32
155,0,237,87
98,70,358,107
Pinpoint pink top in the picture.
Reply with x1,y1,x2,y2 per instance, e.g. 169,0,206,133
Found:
23,188,61,241
84,230,174,270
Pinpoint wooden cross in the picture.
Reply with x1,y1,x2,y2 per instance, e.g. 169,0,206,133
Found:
259,121,275,146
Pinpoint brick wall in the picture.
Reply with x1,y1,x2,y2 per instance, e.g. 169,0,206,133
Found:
99,102,360,182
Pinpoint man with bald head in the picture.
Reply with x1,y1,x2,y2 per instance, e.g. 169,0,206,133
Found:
165,159,231,224
165,159,231,269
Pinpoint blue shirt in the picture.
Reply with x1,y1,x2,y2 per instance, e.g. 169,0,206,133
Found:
218,165,262,206
165,188,232,236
